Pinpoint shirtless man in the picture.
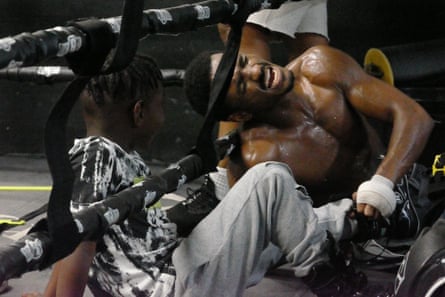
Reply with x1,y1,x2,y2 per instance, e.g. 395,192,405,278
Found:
217,0,329,169
184,45,434,218
167,1,331,238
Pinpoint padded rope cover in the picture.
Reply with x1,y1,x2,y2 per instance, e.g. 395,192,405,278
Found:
64,19,116,75
0,154,202,282
0,0,238,71
374,38,445,87
0,25,85,69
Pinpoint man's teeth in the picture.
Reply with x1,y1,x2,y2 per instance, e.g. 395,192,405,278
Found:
269,68,275,88
262,66,278,89
265,67,272,88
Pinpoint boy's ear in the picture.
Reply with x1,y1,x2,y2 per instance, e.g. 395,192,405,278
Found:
227,111,252,122
132,100,144,126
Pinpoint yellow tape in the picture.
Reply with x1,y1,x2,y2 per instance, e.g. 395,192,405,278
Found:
432,154,445,177
0,186,52,191
0,219,26,226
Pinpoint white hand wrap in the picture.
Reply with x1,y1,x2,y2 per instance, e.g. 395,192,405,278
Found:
356,175,396,217
209,167,230,201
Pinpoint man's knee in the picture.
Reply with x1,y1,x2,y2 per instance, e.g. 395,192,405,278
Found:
246,162,296,191
246,162,311,200
249,161,293,178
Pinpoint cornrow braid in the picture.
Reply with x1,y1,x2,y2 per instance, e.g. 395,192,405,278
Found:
86,54,162,106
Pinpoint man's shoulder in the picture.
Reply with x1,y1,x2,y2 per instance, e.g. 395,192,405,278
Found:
305,45,345,56
295,45,352,65
293,45,359,82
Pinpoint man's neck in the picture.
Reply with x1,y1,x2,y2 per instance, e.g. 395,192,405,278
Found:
251,94,303,128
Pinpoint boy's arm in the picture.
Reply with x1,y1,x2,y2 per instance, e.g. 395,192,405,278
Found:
43,241,96,297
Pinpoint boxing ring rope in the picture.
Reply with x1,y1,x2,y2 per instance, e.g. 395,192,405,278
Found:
0,154,203,282
0,0,237,71
0,0,283,284
0,66,185,86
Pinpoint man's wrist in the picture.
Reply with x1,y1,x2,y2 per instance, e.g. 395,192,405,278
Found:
356,174,396,217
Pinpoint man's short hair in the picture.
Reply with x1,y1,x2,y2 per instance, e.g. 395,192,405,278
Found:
183,51,214,117
86,54,162,106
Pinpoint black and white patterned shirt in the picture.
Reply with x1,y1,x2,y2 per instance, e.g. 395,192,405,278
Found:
69,136,177,297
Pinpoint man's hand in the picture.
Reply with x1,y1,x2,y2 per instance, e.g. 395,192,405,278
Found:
352,192,381,219
354,175,396,218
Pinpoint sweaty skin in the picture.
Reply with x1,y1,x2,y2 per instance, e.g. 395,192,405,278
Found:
214,46,433,206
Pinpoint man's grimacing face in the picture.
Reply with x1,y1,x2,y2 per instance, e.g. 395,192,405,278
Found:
210,53,294,114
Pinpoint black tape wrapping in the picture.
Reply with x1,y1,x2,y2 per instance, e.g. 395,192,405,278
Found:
0,0,297,71
0,220,52,282
0,154,202,282
64,19,115,75
379,38,445,87
141,0,236,35
0,26,84,69
67,154,202,242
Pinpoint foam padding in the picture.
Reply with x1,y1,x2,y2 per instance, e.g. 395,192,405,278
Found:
364,48,394,85
365,39,445,87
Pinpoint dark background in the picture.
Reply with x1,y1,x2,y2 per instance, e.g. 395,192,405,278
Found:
0,0,444,164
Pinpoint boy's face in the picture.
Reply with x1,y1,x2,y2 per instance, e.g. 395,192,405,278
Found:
136,85,165,150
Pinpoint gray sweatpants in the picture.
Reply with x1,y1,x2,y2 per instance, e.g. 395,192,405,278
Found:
172,161,351,297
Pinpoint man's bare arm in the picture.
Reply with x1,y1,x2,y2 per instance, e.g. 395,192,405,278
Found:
326,47,434,217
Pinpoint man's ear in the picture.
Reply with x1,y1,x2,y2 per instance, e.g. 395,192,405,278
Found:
227,111,252,122
132,100,144,127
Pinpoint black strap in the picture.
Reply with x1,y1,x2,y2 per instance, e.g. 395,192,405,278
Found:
41,0,144,265
102,0,144,74
195,25,243,172
194,0,258,172
44,77,90,264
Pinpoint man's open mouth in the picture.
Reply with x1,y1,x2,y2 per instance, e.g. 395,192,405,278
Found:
261,65,280,90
